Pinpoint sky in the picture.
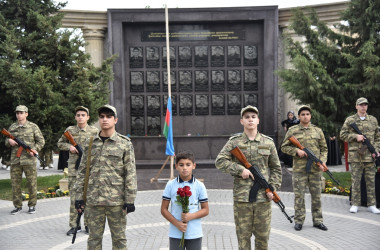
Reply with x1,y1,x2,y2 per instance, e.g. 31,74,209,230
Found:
62,0,348,11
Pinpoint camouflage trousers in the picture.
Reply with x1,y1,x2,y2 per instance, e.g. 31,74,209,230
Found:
68,176,88,228
350,162,376,206
38,148,53,165
86,205,127,250
10,164,37,208
233,201,271,250
293,172,323,225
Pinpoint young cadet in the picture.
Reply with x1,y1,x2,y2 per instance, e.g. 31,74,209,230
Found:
215,105,282,250
340,97,380,214
281,105,328,231
57,106,99,235
75,105,137,249
161,150,209,250
5,105,45,215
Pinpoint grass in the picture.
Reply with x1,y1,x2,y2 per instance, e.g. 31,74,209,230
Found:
0,175,63,201
323,171,351,188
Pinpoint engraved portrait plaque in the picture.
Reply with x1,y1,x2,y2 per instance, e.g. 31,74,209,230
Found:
163,95,177,116
195,94,209,115
195,70,209,91
211,45,225,67
227,45,241,67
146,95,161,116
146,71,160,92
147,116,161,136
244,69,258,91
131,116,145,136
211,94,225,115
178,46,192,67
129,47,143,68
227,94,241,115
146,46,160,68
227,69,241,91
179,70,193,92
244,93,258,107
163,71,177,92
194,46,208,67
244,45,258,66
211,70,225,91
162,46,176,68
130,71,144,92
179,94,193,115
130,95,144,115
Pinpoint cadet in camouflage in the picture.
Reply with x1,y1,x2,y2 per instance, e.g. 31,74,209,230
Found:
5,105,45,215
74,104,137,250
340,97,380,214
215,105,282,250
281,105,328,231
57,106,99,235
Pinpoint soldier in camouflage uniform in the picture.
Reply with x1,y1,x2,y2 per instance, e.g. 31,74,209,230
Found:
340,97,380,214
281,105,328,231
75,105,137,250
57,106,99,235
5,105,45,215
215,105,282,250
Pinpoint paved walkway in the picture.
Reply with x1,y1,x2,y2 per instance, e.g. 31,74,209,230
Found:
0,157,379,249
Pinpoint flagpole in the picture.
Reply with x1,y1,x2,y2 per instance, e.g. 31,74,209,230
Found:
165,5,174,179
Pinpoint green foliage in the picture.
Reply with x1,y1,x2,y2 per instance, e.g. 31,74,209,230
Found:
277,0,380,136
0,0,115,155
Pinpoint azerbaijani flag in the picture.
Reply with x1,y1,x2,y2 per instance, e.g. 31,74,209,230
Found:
163,97,175,155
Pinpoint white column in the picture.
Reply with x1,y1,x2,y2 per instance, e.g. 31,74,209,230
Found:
82,27,106,67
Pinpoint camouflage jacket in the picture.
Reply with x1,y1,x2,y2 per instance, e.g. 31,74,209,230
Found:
5,121,45,166
340,114,380,163
281,124,327,173
57,125,99,176
75,131,137,206
215,132,282,203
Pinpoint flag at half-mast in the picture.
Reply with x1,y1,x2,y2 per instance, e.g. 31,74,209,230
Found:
163,97,175,155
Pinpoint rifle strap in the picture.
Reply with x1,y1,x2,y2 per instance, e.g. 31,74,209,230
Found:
83,137,94,204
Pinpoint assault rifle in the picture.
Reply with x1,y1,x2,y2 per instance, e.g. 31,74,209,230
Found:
63,131,83,170
1,128,46,167
72,205,83,244
350,122,380,167
288,136,341,186
230,146,293,223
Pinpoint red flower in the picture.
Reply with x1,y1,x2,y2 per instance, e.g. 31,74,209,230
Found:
175,185,192,248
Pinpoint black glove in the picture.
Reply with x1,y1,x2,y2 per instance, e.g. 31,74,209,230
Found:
122,203,135,213
75,200,85,209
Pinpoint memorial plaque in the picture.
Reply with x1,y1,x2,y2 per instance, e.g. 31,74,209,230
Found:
244,69,258,91
211,45,225,67
195,94,209,115
162,46,176,68
211,94,225,115
146,46,160,68
130,95,144,115
146,71,160,92
244,93,258,107
227,94,242,115
131,116,145,136
227,45,241,67
130,71,144,92
211,70,225,91
163,95,177,116
194,46,208,67
163,71,177,92
227,69,241,91
178,46,192,68
129,47,143,68
195,70,209,91
179,70,193,92
147,116,161,136
179,94,193,115
244,45,258,66
146,95,161,115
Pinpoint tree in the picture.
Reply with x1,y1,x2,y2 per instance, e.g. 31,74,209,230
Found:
0,0,115,157
277,0,380,136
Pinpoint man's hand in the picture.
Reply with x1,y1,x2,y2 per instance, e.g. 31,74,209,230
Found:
266,192,274,201
296,149,308,158
175,221,187,233
356,134,365,142
181,212,193,223
69,145,79,154
75,200,85,213
30,149,38,157
122,203,135,214
9,139,18,147
241,169,254,180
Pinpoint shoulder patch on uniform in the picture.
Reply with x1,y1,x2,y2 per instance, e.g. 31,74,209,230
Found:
117,133,131,141
229,133,242,140
261,134,273,141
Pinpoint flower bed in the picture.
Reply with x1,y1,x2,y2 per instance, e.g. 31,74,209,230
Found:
22,184,69,200
322,179,350,196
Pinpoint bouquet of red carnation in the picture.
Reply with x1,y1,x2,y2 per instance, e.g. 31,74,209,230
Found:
175,186,192,247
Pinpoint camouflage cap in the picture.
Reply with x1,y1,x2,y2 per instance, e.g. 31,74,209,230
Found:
356,97,368,105
298,105,311,115
75,106,89,115
98,104,117,117
241,105,259,117
15,105,28,112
